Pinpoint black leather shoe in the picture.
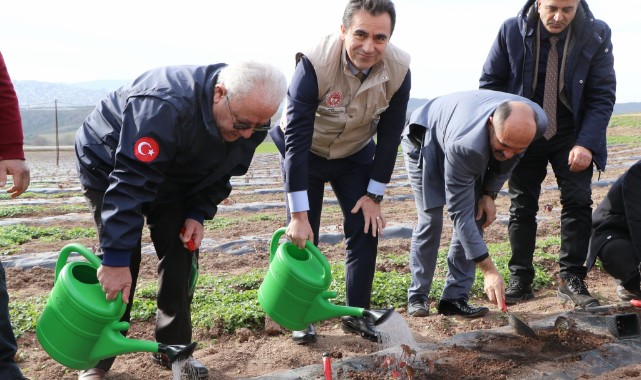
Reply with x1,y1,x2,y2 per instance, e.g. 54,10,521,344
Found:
292,324,317,344
505,279,535,304
340,316,380,342
437,298,489,318
151,354,209,378
558,276,599,308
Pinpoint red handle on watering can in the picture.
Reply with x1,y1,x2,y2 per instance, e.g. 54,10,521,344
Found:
180,227,196,252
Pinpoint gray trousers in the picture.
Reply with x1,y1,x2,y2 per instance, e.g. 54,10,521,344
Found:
402,130,479,302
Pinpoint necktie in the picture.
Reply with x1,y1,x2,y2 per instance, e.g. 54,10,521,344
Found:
355,71,365,83
543,36,559,140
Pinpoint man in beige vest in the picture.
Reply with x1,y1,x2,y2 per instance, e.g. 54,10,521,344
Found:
269,0,410,344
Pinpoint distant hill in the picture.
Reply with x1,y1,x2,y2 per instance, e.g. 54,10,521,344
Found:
11,80,641,146
12,80,126,109
614,103,641,115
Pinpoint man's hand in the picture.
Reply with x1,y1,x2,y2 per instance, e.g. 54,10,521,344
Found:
287,211,314,249
351,195,386,237
180,218,204,250
477,257,506,311
0,159,30,198
568,145,593,172
476,195,497,229
97,265,132,304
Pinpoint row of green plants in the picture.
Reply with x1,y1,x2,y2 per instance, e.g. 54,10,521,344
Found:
0,224,95,250
0,191,83,201
0,204,87,218
8,237,559,338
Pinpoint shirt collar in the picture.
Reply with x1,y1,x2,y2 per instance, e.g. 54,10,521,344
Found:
539,21,569,43
347,59,370,76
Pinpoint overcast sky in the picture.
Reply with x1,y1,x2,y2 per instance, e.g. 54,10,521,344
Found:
1,0,639,102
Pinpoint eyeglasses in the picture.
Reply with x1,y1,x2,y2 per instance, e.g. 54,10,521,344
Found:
224,95,271,132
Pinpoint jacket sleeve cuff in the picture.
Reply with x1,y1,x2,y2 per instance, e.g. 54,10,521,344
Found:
287,191,310,213
367,179,386,196
0,144,25,160
185,210,206,225
100,248,132,267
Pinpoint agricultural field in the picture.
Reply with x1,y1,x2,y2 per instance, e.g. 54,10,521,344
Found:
3,116,641,379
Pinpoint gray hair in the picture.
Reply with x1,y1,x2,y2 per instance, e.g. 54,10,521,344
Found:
342,0,397,35
217,61,287,109
493,101,513,126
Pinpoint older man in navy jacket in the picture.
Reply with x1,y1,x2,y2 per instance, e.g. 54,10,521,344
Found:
75,62,286,380
480,0,616,308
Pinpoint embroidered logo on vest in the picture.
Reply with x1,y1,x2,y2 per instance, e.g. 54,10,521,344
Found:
325,91,343,107
134,137,160,163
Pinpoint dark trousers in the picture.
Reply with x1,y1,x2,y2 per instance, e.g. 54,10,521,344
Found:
280,153,377,309
508,129,593,285
83,188,196,371
0,262,24,379
597,237,641,290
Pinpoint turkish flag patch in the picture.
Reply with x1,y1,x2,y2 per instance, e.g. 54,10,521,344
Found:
134,137,160,162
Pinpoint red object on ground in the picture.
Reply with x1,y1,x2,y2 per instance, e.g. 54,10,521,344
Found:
322,353,332,380
180,227,196,252
630,299,641,308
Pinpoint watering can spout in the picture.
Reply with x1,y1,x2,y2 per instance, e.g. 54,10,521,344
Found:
363,308,394,326
159,342,197,363
304,304,395,329
90,322,197,365
90,321,159,361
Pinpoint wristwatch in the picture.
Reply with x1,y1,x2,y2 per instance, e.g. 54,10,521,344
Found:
365,191,384,204
482,190,499,200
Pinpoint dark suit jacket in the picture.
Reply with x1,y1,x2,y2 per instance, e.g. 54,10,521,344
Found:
587,160,641,270
479,0,616,171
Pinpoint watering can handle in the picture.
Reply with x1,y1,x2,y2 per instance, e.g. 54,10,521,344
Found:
268,228,332,279
269,228,288,262
54,243,103,283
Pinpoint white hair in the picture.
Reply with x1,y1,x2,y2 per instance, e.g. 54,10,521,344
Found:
217,61,287,109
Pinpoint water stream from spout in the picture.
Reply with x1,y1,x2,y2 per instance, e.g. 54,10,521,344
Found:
376,310,419,356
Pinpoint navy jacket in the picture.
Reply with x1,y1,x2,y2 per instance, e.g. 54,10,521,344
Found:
586,160,641,270
479,0,616,171
75,65,266,266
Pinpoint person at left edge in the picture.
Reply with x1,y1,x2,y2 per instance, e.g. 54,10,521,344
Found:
74,62,287,380
269,0,411,344
0,51,31,380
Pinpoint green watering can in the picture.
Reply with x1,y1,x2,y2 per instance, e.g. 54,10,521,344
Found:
257,228,393,331
36,243,195,370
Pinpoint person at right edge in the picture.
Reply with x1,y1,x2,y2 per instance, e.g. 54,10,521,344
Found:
479,0,616,308
586,160,641,302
